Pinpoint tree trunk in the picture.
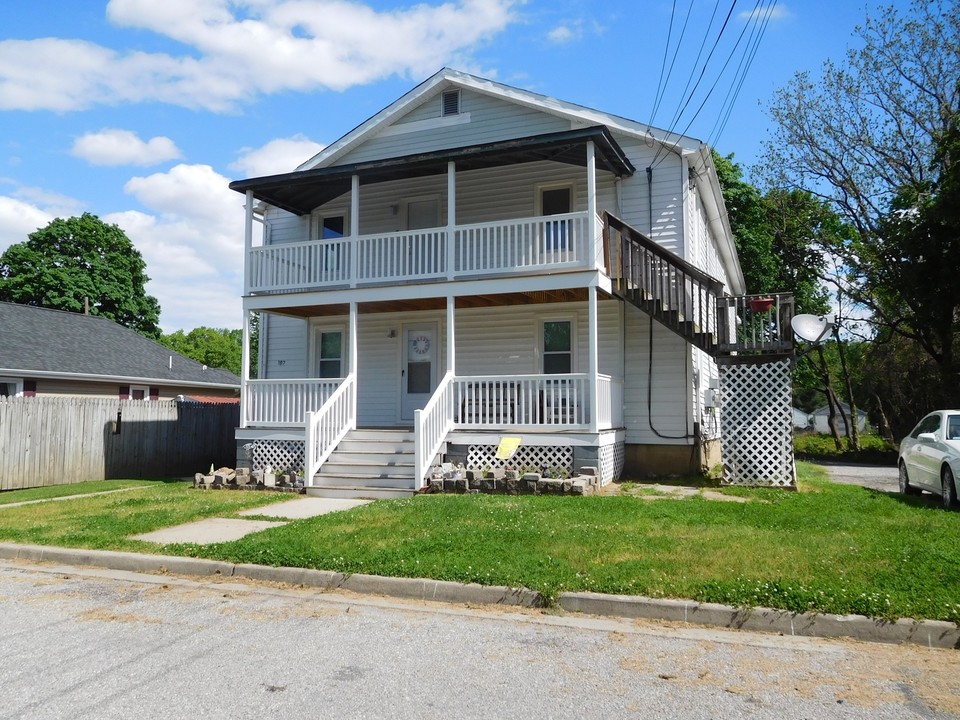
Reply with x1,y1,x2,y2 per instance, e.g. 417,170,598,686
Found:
834,329,862,451
818,347,844,451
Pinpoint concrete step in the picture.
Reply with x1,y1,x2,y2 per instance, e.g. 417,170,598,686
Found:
336,435,414,453
316,464,414,483
305,485,416,500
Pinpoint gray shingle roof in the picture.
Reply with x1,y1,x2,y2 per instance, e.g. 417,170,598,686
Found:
0,302,239,387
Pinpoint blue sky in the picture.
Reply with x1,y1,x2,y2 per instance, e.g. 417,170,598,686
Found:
0,0,905,332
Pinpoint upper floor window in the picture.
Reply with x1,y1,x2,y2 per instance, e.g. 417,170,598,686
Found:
441,89,461,117
312,212,347,240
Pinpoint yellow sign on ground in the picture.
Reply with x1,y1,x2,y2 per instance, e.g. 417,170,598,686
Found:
495,436,521,460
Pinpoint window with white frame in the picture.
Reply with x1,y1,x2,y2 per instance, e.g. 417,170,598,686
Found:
542,320,573,374
312,327,344,378
311,210,348,274
0,377,23,397
130,385,150,400
537,183,573,250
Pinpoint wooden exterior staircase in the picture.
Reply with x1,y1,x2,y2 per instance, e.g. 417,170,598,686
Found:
603,212,794,360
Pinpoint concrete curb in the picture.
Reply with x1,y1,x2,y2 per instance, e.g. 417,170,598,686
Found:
0,542,956,648
0,543,540,609
559,591,960,649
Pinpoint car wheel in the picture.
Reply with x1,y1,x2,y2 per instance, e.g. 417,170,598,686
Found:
941,466,958,510
899,462,921,496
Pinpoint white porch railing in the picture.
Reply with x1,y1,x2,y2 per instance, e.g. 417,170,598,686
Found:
414,371,455,490
451,374,597,428
356,228,446,283
304,375,356,485
244,379,341,427
596,374,623,429
247,212,598,294
454,212,588,274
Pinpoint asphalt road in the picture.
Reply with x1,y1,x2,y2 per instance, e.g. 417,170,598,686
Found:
1,561,958,720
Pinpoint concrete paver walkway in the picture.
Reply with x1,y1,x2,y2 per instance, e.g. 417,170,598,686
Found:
132,496,372,545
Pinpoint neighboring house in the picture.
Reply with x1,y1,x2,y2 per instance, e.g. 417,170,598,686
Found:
0,302,240,400
230,68,793,497
811,403,869,435
793,408,813,431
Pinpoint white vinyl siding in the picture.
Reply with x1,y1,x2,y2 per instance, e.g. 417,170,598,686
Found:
287,160,616,239
339,89,572,165
622,303,692,444
614,134,684,256
262,315,308,379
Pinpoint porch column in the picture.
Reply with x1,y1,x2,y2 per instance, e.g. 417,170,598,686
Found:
349,301,358,429
447,161,456,280
446,296,455,375
586,141,598,269
588,287,599,433
349,174,360,288
243,190,253,295
240,308,251,428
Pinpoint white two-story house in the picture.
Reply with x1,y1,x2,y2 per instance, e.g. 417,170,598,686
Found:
231,68,785,498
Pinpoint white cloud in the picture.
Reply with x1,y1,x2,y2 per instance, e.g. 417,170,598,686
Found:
230,135,325,178
0,196,53,253
116,163,247,331
547,25,576,44
71,129,183,166
739,3,790,22
0,0,519,112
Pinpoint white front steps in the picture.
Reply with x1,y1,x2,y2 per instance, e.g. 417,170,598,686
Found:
305,429,419,499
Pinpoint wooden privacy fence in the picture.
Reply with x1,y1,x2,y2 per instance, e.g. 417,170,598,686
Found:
0,397,239,491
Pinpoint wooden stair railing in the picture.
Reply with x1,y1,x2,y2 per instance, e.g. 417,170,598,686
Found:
604,212,726,355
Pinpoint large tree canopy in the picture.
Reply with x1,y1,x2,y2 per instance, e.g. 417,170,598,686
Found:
0,213,161,338
713,151,834,316
760,0,960,405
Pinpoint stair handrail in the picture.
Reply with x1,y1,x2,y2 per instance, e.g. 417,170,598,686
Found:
603,212,725,294
414,371,455,491
304,374,357,487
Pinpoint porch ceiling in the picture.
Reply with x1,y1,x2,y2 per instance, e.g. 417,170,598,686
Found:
260,289,608,318
229,126,636,216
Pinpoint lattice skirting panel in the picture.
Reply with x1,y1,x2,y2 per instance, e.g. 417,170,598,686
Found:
467,444,573,475
242,440,305,473
599,442,625,483
719,359,795,487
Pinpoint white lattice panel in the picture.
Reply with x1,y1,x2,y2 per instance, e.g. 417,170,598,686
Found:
468,444,573,475
599,442,625,483
719,360,795,487
247,440,305,474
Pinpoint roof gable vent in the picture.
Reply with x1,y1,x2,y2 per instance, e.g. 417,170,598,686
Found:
441,89,461,117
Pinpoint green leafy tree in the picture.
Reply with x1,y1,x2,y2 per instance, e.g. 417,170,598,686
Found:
161,327,242,377
0,213,161,338
761,0,960,407
161,315,259,378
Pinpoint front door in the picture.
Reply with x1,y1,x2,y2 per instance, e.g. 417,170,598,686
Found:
400,323,438,421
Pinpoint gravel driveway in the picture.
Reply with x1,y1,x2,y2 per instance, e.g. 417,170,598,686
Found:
816,461,899,492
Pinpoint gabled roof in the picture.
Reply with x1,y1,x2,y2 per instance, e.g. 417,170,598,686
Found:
298,68,702,172
0,302,239,388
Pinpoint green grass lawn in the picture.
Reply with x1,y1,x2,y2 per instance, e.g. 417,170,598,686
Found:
0,466,957,623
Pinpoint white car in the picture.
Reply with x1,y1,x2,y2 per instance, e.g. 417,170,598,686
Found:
898,410,960,509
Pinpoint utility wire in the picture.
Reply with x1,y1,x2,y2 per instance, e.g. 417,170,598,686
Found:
650,0,734,168
648,0,696,129
707,0,777,148
651,0,746,168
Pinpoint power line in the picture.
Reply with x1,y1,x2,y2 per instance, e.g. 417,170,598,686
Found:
650,0,734,168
